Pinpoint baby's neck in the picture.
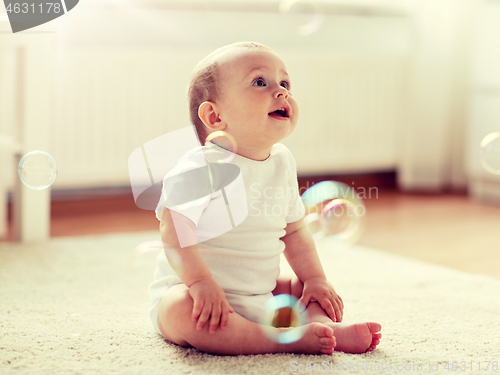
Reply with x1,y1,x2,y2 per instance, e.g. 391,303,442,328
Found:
235,145,272,161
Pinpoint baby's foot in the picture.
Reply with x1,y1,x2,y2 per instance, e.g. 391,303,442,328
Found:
325,322,382,354
282,322,336,355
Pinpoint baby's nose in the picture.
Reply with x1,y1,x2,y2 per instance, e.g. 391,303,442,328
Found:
275,89,288,99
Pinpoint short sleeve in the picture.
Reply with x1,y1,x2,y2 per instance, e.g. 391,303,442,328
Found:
155,148,212,226
157,194,211,227
283,147,306,223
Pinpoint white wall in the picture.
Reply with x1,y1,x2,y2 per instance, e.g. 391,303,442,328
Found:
466,0,500,202
0,0,484,195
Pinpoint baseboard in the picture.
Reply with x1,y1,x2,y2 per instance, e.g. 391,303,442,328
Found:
468,179,500,205
297,171,397,193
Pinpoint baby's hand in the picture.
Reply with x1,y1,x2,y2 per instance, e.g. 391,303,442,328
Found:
299,277,344,322
188,277,234,334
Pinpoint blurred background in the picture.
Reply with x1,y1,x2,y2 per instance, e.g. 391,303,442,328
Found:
0,0,499,277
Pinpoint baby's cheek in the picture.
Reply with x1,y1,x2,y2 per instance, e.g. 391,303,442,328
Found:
292,98,299,116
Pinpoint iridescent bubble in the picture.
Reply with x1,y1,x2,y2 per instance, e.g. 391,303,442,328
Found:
259,294,309,344
321,198,363,240
18,150,57,190
301,181,366,245
480,132,500,175
63,314,86,337
303,212,323,236
205,131,237,163
279,0,325,36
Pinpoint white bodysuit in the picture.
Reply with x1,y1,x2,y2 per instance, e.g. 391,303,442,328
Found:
149,141,305,335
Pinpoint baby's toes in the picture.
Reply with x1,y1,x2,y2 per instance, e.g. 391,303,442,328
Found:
321,346,334,355
319,335,335,355
371,333,381,347
367,340,380,352
315,324,334,338
320,341,335,354
367,322,382,333
319,337,335,347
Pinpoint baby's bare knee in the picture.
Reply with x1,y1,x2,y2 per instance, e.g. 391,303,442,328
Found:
158,285,193,344
273,274,304,300
291,276,304,299
160,285,192,323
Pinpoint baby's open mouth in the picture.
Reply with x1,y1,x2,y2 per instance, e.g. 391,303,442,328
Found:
268,108,289,118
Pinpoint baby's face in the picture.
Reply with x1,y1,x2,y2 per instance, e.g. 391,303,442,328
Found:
215,49,299,153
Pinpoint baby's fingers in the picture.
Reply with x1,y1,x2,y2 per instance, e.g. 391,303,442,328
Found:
220,301,233,330
209,304,222,334
329,298,343,322
321,299,337,322
335,296,344,321
196,303,212,331
192,298,204,322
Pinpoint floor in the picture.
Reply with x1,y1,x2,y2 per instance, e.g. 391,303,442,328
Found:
357,191,500,279
3,188,500,280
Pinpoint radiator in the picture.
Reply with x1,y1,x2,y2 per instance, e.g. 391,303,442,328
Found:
281,52,407,175
43,48,407,189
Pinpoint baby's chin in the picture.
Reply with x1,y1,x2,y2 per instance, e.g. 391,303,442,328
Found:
271,123,297,142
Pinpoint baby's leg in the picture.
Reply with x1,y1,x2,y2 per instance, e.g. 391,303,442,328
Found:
157,284,335,355
273,274,382,354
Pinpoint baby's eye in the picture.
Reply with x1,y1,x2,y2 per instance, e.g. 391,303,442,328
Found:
280,81,291,90
253,78,266,87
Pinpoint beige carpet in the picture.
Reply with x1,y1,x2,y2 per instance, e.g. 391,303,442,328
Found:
1,232,499,375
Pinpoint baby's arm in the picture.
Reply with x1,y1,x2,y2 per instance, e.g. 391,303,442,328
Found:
281,218,344,322
159,208,233,333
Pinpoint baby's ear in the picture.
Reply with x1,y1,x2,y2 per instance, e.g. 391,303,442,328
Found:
198,101,226,132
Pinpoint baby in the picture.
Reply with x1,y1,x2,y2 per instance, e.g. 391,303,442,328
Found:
149,41,382,355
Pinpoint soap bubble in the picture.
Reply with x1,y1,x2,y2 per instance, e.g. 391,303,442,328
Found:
301,181,366,245
480,132,500,175
279,0,325,36
259,294,309,344
18,150,57,190
321,198,364,239
63,314,86,337
205,131,237,163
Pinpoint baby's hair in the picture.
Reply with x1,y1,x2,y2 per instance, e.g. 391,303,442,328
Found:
187,41,273,145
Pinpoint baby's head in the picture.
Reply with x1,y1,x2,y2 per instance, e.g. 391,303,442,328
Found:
188,41,298,159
